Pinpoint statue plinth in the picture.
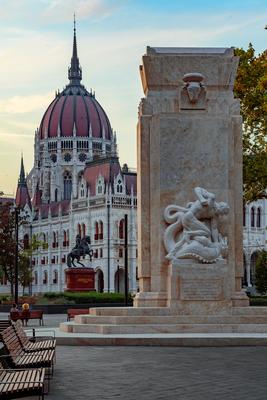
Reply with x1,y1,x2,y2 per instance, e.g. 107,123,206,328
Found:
65,268,95,292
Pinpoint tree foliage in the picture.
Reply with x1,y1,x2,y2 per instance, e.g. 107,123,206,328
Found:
255,250,267,294
0,205,42,295
234,44,267,202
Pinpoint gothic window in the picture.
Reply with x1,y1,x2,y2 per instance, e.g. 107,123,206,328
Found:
55,188,58,202
119,248,123,258
250,207,255,227
257,207,261,228
100,248,103,258
53,270,58,284
80,184,85,197
119,219,124,239
34,272,38,285
97,179,103,195
63,171,72,200
243,205,246,227
43,271,48,285
117,179,123,194
77,223,82,237
23,234,29,249
99,220,103,240
95,221,99,241
82,223,86,238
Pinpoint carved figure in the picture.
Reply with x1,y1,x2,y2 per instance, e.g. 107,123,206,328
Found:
67,234,93,268
163,187,229,263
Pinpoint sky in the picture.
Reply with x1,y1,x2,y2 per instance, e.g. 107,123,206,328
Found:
0,0,266,195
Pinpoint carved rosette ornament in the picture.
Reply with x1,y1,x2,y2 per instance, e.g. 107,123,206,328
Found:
163,187,229,264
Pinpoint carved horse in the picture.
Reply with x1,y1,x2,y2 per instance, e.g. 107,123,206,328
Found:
67,236,93,268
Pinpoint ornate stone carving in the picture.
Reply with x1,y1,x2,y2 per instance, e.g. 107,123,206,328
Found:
163,187,229,263
180,73,206,110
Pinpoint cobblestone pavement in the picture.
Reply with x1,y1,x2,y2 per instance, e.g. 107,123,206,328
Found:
21,346,267,400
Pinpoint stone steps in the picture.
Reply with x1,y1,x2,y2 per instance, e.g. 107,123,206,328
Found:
74,314,267,325
60,322,267,334
59,306,267,336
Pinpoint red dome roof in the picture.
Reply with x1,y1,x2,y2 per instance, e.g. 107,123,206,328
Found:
39,85,112,140
39,23,112,141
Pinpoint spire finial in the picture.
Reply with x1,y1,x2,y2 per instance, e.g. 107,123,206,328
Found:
18,154,26,185
68,14,82,85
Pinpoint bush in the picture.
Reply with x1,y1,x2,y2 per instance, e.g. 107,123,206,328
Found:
38,291,132,305
255,251,267,295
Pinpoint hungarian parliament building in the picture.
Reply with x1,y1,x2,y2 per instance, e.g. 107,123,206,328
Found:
0,27,266,295
0,26,137,295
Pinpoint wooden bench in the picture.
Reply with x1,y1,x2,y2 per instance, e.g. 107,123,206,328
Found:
14,321,56,353
0,326,55,377
67,308,89,321
9,310,44,326
0,320,11,333
0,357,45,399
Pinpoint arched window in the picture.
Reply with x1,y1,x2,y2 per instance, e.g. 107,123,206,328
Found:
243,205,246,227
99,220,103,240
250,207,255,227
77,223,82,237
34,271,38,285
43,271,48,285
82,223,86,238
95,221,99,240
23,234,29,249
119,219,124,239
52,232,56,248
63,171,72,200
257,207,261,228
53,270,58,284
117,179,123,194
63,230,67,246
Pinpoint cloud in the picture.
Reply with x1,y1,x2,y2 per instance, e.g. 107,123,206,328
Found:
42,0,122,22
0,92,54,114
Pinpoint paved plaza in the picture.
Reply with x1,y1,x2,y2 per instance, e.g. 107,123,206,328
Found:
20,345,267,400
1,313,267,399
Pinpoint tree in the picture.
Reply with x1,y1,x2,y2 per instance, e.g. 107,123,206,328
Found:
0,204,16,295
255,250,267,294
0,205,42,296
234,44,267,202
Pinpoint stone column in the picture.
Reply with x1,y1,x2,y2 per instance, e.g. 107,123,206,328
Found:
134,47,248,310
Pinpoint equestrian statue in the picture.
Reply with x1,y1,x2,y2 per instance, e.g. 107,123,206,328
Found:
67,234,94,268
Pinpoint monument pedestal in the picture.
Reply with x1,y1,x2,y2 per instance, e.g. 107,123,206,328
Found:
167,261,232,315
65,268,95,292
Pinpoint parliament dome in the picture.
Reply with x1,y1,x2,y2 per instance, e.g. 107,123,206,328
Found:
38,22,112,141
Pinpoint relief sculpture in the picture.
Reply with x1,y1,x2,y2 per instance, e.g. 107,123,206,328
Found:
163,187,229,263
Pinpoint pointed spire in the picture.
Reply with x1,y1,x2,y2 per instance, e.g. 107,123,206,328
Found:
18,155,26,185
68,14,82,85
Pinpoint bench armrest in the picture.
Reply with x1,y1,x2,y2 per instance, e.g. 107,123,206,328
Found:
25,328,56,338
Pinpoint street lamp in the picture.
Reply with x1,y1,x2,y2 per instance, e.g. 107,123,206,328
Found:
14,206,19,305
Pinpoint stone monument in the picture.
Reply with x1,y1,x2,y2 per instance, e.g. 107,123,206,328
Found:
61,47,257,338
134,47,248,313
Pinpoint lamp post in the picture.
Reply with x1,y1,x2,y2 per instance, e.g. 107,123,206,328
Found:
117,259,120,293
124,214,128,306
14,206,19,305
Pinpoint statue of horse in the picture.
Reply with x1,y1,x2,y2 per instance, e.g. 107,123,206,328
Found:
67,235,93,268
